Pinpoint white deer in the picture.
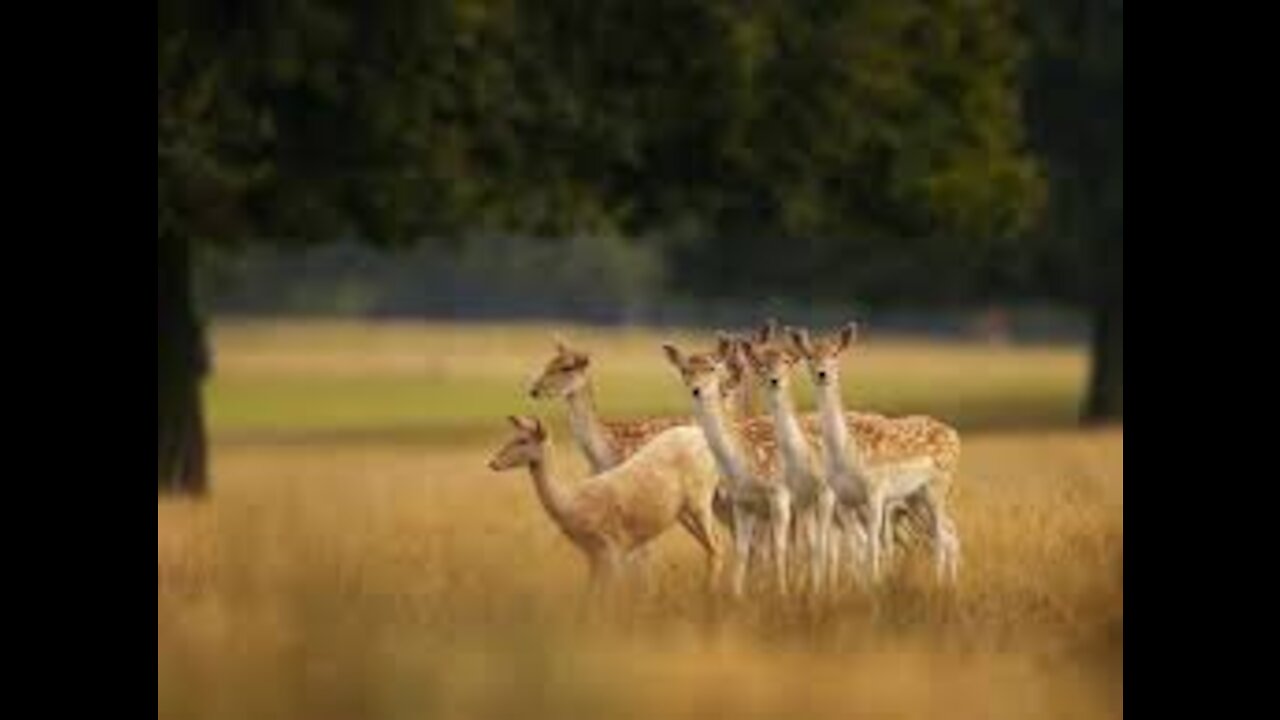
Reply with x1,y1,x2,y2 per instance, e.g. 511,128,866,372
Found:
527,336,758,576
487,415,725,596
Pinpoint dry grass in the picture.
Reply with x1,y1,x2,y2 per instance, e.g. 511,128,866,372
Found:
159,321,1121,720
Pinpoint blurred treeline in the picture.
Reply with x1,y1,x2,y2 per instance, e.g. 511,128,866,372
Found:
160,0,1120,493
199,238,1086,343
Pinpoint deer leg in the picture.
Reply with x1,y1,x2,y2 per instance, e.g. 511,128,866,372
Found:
730,505,757,599
682,505,724,594
866,494,887,585
814,487,836,596
921,486,959,584
769,487,793,598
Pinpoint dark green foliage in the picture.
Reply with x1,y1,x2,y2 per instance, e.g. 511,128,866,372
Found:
658,0,1046,303
1022,0,1122,420
160,0,1046,260
158,0,1116,491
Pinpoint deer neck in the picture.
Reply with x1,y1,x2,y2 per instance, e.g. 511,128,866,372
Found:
722,388,742,423
564,380,618,472
815,381,860,474
526,454,576,534
692,392,752,488
766,385,815,482
730,381,755,420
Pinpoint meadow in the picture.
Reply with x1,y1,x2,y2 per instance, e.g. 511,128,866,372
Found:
158,321,1122,720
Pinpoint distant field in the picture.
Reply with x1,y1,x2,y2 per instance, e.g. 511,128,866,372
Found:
161,320,1120,720
206,320,1088,442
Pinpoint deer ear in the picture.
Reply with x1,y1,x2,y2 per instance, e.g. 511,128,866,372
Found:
714,338,740,374
662,343,684,369
715,332,737,360
788,327,814,358
723,347,743,378
553,334,571,356
531,417,547,440
508,415,528,431
838,322,858,351
757,318,779,344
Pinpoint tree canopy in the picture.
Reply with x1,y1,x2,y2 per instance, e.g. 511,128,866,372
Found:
160,0,1045,256
159,0,1121,493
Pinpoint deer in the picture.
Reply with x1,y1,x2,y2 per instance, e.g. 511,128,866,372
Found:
747,319,931,556
743,320,925,581
487,415,724,597
528,337,688,473
662,325,927,597
527,333,769,564
661,338,799,598
527,335,758,474
739,338,838,596
788,323,962,584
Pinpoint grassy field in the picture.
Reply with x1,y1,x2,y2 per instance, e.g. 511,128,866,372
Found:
159,320,1121,720
205,321,1088,439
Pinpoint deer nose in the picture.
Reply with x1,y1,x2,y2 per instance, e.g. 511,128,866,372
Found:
692,387,702,398
769,378,779,388
817,371,828,382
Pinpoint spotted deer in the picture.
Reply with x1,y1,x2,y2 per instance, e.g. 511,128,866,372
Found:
529,335,759,472
662,339,794,598
789,323,962,583
528,337,688,473
749,319,927,560
740,338,837,595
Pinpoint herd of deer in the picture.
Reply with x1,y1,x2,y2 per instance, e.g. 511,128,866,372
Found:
486,319,962,602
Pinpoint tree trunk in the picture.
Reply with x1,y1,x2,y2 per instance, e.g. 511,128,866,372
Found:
158,231,210,495
1082,285,1122,424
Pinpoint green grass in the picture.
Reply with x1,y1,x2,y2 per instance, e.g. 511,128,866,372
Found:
206,320,1088,442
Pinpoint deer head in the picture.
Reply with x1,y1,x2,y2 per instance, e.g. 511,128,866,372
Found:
789,322,858,389
488,415,550,470
528,335,592,400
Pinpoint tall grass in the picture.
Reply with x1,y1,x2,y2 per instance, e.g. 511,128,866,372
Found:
160,321,1120,720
